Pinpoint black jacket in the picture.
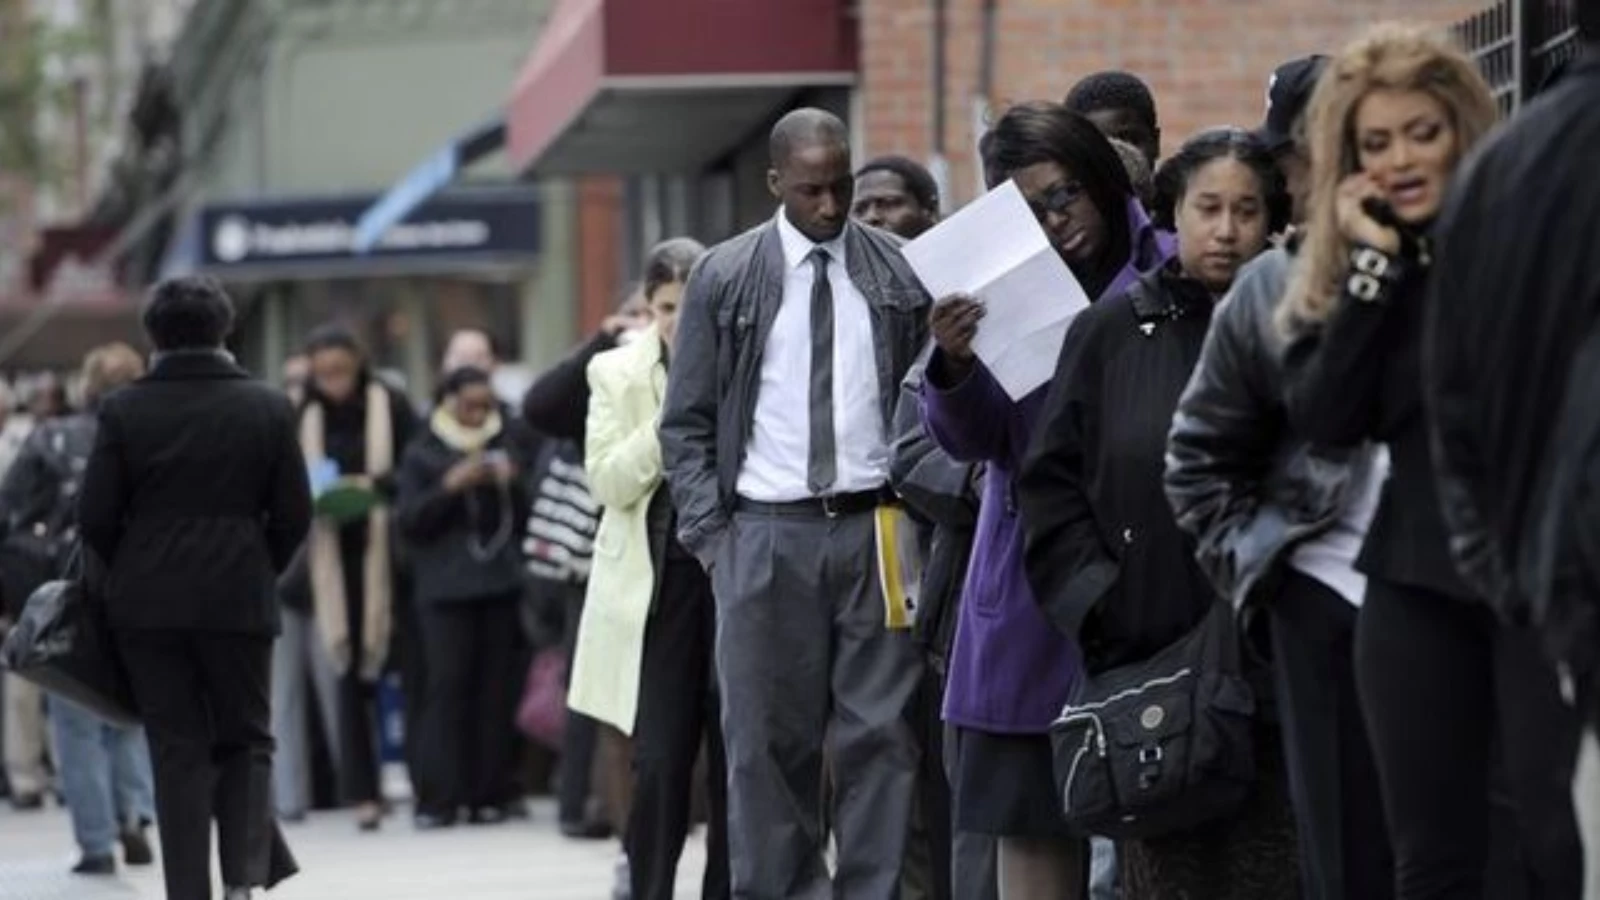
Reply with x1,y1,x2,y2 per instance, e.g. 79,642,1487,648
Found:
0,413,97,614
78,352,312,634
1165,246,1362,614
521,330,617,444
304,376,420,503
1283,240,1474,601
660,219,931,566
395,425,531,605
1426,53,1600,658
282,377,420,614
1021,264,1219,671
890,354,980,670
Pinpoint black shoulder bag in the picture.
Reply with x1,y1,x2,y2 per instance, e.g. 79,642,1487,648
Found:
0,545,139,727
1049,599,1256,839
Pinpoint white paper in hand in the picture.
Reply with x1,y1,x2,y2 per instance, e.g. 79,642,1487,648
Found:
902,180,1091,399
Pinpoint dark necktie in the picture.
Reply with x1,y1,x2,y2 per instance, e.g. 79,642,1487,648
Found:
807,248,837,495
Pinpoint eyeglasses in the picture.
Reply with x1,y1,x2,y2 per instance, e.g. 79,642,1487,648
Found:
1027,182,1088,221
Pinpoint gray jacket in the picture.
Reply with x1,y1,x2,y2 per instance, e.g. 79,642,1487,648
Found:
890,354,980,670
660,218,932,566
1164,246,1361,613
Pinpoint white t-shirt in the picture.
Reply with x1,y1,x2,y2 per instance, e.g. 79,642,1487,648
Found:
1289,445,1391,606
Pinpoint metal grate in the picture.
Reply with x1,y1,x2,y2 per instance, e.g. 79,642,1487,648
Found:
1531,0,1581,90
1454,0,1582,113
1455,1,1520,114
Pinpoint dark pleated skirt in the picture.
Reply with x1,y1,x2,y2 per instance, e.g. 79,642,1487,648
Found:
952,727,1075,839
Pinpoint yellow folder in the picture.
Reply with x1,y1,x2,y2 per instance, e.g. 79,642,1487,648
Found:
875,503,925,630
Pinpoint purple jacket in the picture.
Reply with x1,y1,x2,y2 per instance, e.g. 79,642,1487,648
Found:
922,198,1173,734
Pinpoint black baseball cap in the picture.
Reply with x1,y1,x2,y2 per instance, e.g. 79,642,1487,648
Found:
1256,55,1329,153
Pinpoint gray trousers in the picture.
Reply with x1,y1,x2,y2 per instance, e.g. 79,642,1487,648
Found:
716,507,922,899
271,606,342,818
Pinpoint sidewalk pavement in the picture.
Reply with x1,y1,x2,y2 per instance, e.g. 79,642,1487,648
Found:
0,798,705,899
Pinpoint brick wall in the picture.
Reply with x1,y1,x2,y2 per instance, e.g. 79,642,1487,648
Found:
577,174,625,336
860,0,1485,208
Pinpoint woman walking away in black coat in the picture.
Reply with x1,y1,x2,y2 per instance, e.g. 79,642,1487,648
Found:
1021,128,1299,899
396,366,530,829
79,277,312,900
1276,23,1581,899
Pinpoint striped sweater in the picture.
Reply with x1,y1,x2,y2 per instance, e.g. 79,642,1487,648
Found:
524,439,599,585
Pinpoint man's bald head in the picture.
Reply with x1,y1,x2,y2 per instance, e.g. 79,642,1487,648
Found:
443,329,498,375
768,108,854,243
769,108,849,169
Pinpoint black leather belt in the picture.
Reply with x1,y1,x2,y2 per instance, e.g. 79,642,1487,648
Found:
734,488,890,519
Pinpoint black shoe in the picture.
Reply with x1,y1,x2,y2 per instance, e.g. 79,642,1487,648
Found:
120,826,154,866
10,793,43,812
223,887,252,900
469,806,506,826
500,798,531,820
72,855,116,876
413,811,457,830
559,818,613,840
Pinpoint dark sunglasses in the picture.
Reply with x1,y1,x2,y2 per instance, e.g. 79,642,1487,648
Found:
1027,182,1088,221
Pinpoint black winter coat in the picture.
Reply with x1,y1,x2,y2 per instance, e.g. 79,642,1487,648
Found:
1021,263,1219,672
1426,54,1600,670
1165,245,1362,614
284,377,420,615
78,352,312,634
395,426,531,606
521,330,617,444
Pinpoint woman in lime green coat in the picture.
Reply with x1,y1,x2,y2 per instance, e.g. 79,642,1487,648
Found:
570,238,728,900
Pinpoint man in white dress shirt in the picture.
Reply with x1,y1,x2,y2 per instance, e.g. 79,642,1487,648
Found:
661,108,932,898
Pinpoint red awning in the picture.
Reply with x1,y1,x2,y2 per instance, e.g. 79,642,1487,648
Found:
507,0,857,174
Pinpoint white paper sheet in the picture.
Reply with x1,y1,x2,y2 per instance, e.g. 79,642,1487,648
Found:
902,180,1090,399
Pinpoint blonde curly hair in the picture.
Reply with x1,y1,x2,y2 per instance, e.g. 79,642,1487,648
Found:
1278,21,1498,333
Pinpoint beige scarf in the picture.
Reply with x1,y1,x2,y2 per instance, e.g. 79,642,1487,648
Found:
300,382,394,682
429,407,503,454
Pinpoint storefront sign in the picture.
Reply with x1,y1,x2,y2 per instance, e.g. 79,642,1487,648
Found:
195,186,540,273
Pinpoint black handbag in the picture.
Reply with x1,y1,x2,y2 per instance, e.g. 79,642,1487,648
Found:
0,548,139,727
1050,600,1255,839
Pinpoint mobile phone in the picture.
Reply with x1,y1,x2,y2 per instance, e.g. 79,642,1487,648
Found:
1361,196,1402,231
483,449,510,466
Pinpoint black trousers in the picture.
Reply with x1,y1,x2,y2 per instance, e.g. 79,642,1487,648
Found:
395,578,431,808
117,630,296,900
1269,572,1393,900
554,579,599,825
627,557,729,900
333,560,381,806
903,661,953,900
333,670,380,805
417,593,521,814
1358,580,1583,900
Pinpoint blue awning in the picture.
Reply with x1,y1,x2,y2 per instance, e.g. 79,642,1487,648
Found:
353,115,507,254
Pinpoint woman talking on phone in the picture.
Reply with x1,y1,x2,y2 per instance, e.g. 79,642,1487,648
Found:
396,366,531,829
1277,23,1581,898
